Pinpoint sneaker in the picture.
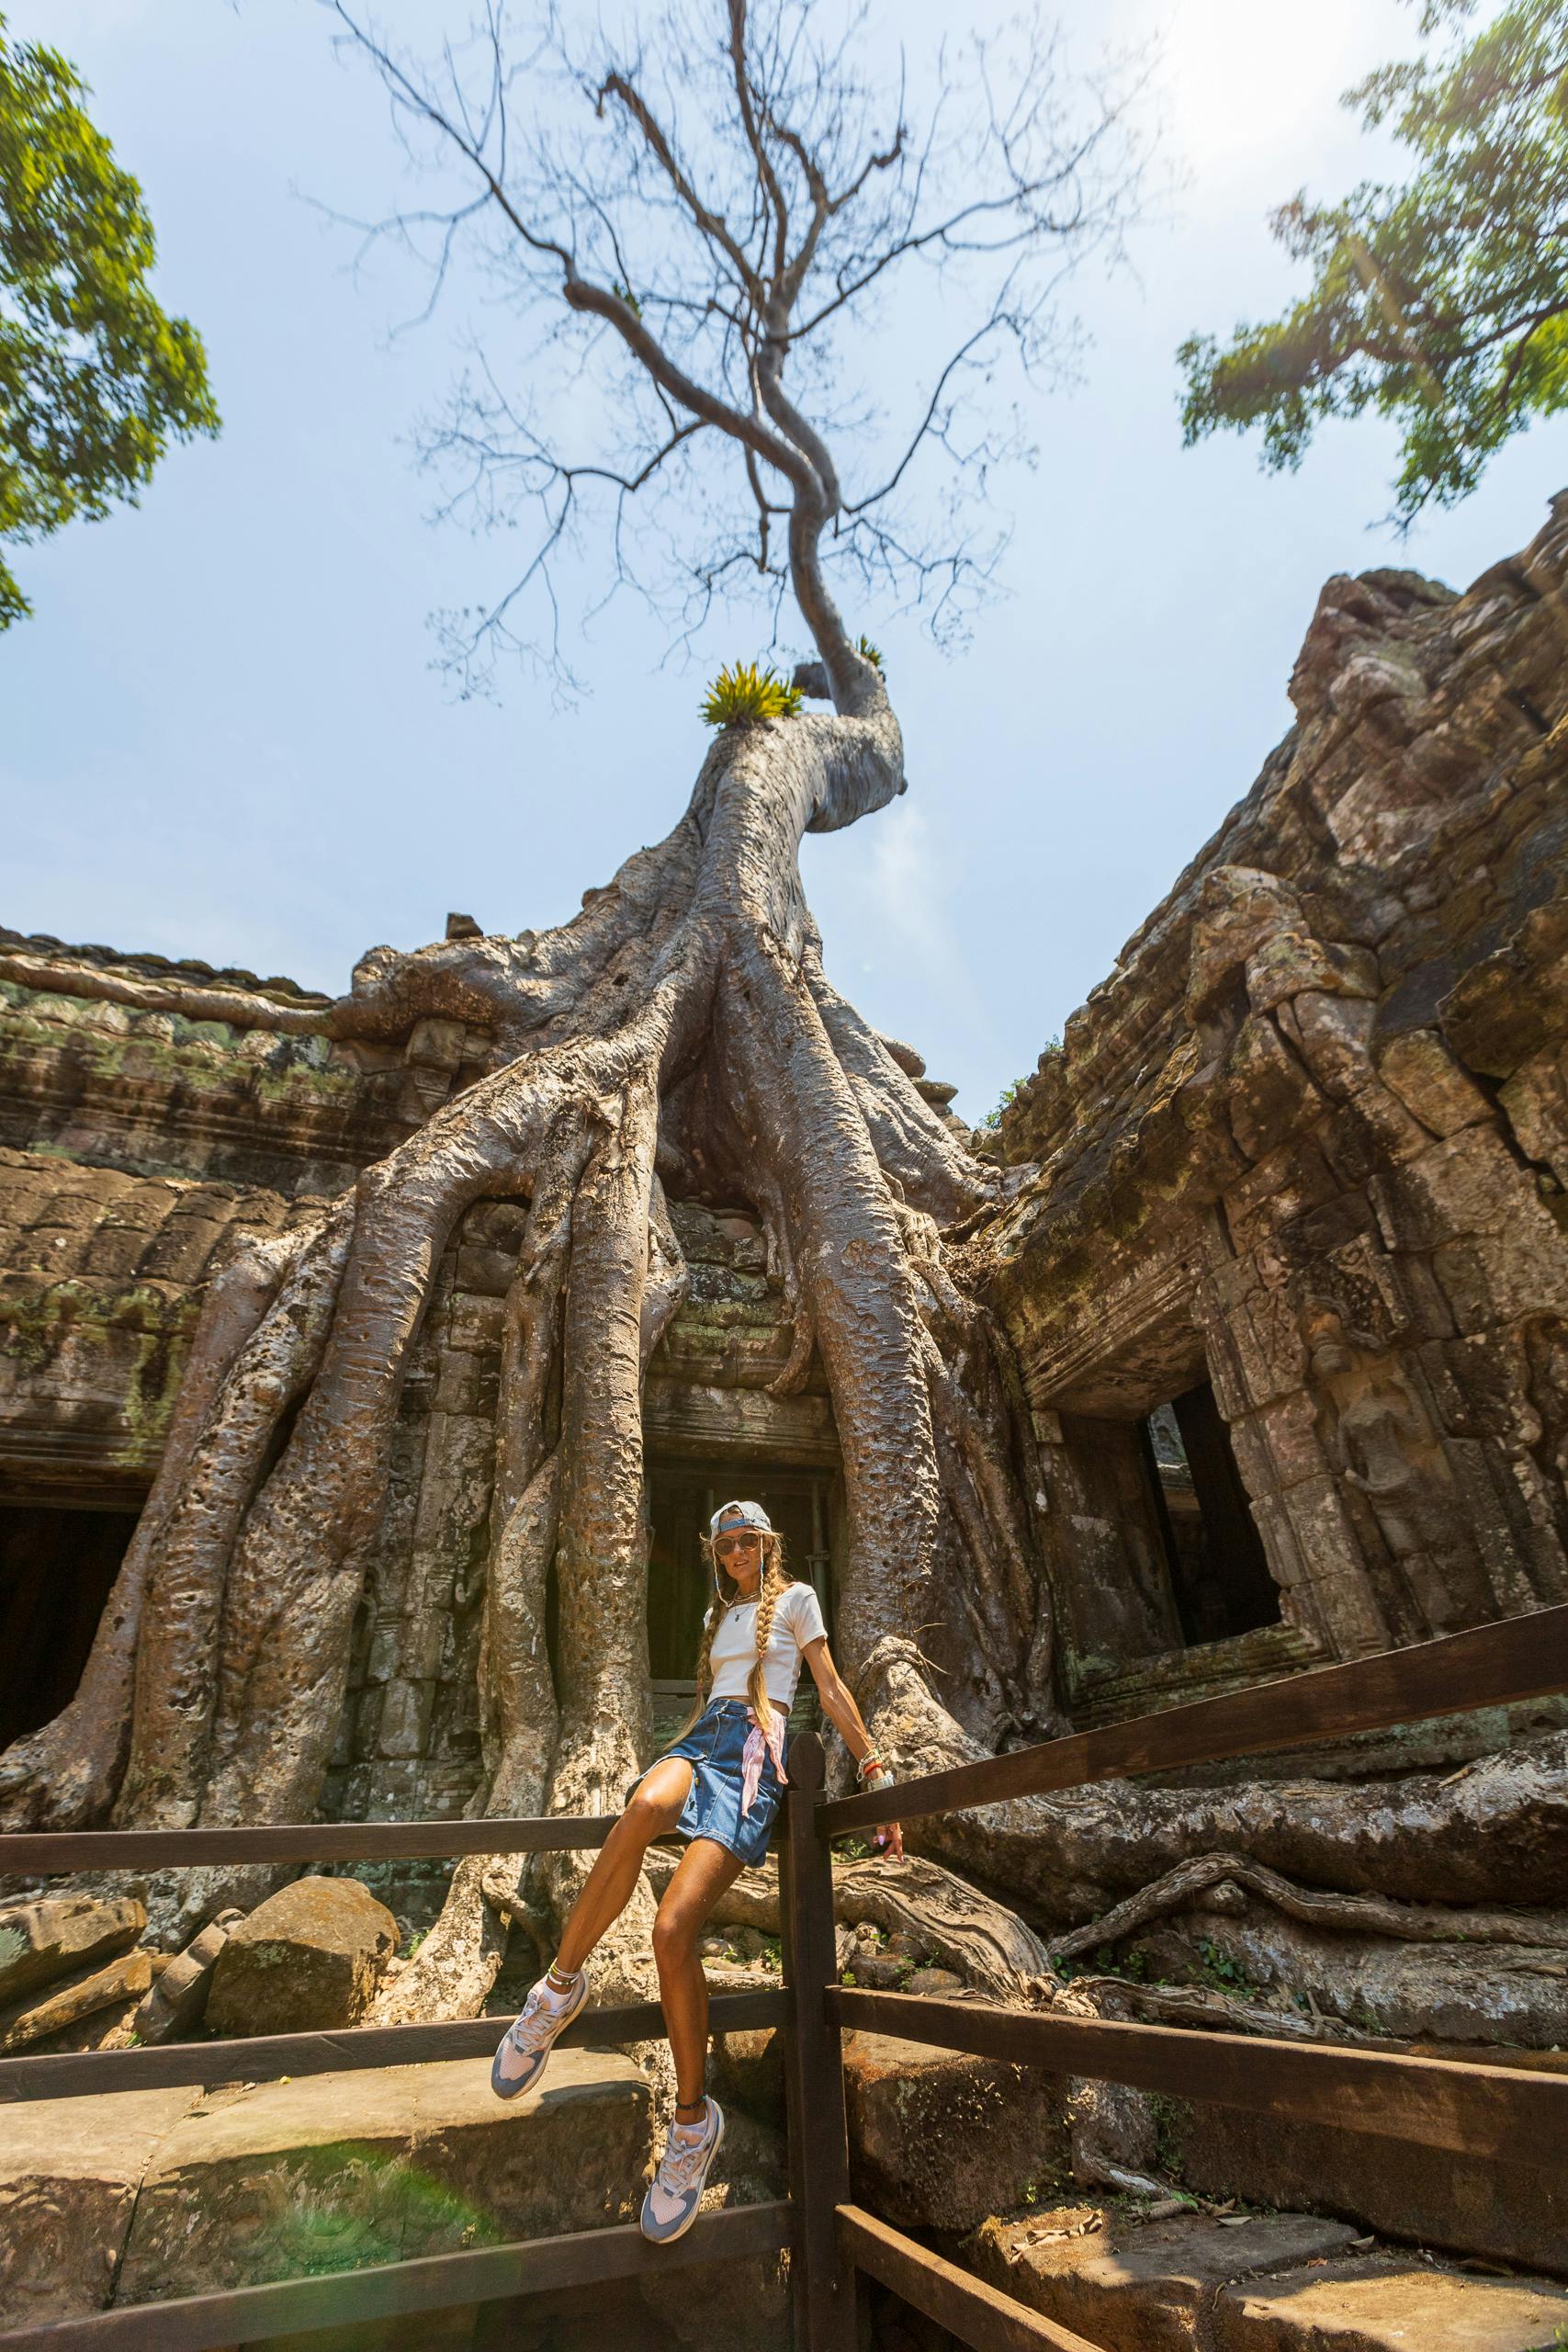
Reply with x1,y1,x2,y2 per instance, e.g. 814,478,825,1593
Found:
491,1964,590,2100
640,2095,726,2244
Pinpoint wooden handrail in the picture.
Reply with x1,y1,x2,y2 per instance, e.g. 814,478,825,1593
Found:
838,2205,1103,2352
0,1813,617,1877
829,1987,1568,2162
1,1606,1564,2348
0,1986,786,2104
0,2201,794,2350
820,1602,1568,1835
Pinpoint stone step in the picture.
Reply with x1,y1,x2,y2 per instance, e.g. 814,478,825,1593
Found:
1215,2252,1568,2350
964,2202,1360,2351
0,2050,651,2332
962,2201,1568,2352
0,2085,201,2326
1163,2086,1568,2278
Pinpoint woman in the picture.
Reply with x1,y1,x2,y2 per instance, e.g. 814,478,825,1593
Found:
491,1497,901,2244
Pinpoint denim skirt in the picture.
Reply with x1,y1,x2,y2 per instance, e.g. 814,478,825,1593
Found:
639,1697,786,1868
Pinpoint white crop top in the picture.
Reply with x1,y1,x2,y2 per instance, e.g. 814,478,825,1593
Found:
708,1580,828,1708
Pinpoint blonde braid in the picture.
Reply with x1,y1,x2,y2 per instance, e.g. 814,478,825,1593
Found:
745,1536,790,1733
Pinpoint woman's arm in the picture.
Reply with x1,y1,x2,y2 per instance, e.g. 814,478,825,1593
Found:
801,1635,904,1860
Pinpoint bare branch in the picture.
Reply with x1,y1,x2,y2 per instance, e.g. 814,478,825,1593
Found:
328,0,1154,695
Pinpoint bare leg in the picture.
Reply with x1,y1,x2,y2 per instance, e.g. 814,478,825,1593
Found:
651,1836,748,2109
553,1758,694,1974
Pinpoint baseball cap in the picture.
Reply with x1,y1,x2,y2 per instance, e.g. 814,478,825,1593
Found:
709,1498,773,1537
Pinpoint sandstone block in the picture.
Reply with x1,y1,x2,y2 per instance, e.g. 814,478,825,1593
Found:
455,1242,519,1297
34,1996,143,2053
1378,1028,1494,1138
841,2030,1072,2233
206,1876,397,2035
117,2052,650,2303
712,2025,785,2127
447,1291,504,1352
1165,2101,1568,2277
904,1966,965,1997
1213,2252,1568,2351
133,1908,243,2043
637,2108,789,2352
0,2088,197,2325
0,1949,152,2052
966,2204,1359,2352
0,1894,146,2007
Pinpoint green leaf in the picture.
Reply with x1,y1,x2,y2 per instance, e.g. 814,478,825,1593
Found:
1179,0,1568,519
0,18,220,624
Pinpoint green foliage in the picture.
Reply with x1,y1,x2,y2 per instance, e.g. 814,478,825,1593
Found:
1179,0,1568,518
980,1080,1022,1130
981,1048,1055,1131
1196,1938,1261,1998
0,17,219,625
610,279,642,318
856,633,885,671
701,659,804,727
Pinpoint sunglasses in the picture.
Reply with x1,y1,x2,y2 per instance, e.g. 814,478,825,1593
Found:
714,1531,763,1557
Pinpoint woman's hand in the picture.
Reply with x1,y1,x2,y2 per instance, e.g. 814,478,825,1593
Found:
860,1764,902,1862
871,1815,904,1862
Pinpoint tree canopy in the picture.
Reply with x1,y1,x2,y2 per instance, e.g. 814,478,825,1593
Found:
1179,0,1568,521
0,17,218,628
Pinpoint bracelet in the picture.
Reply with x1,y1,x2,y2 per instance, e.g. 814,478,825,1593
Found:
861,1767,896,1795
854,1751,885,1783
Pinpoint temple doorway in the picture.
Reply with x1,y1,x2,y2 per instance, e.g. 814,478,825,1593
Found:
1145,1383,1280,1646
0,1500,141,1748
646,1463,837,1700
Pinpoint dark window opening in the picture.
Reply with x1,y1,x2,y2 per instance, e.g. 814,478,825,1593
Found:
1142,1384,1280,1647
646,1464,834,1689
0,1501,141,1748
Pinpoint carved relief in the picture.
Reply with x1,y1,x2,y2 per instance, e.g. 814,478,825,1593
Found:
1303,1304,1492,1636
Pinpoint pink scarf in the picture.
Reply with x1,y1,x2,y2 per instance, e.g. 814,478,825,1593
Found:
739,1707,790,1816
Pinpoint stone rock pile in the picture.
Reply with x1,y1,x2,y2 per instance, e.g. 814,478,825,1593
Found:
0,1872,403,2058
0,1894,153,2054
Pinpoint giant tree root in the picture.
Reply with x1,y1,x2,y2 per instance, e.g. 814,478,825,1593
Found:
643,1843,1051,1997
903,1730,1568,1923
0,667,1064,1984
7,625,1562,2027
1047,1850,1568,1964
1044,1849,1568,2052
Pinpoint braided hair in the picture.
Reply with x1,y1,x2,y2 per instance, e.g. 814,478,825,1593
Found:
675,1528,794,1738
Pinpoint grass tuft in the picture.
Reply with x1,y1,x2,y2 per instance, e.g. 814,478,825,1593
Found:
701,660,804,727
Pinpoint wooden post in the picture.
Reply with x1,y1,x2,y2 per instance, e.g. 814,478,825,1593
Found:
779,1731,855,2352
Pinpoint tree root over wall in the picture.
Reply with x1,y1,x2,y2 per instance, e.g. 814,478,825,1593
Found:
3,669,1565,2050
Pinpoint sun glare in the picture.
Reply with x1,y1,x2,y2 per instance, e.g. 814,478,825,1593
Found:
1160,0,1404,178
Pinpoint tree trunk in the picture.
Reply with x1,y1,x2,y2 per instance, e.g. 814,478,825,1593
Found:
5,684,1563,2034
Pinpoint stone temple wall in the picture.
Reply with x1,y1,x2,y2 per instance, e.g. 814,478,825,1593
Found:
976,494,1568,1724
0,946,848,1826
4,498,1566,1782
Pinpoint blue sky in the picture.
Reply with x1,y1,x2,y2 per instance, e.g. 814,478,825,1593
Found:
6,0,1563,1123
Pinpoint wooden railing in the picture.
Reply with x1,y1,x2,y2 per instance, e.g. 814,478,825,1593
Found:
0,1600,1564,2349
